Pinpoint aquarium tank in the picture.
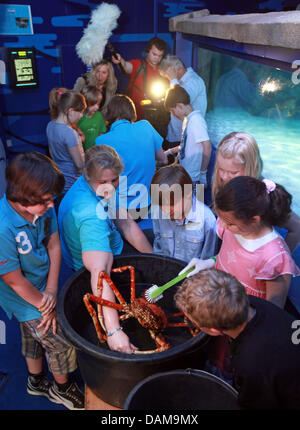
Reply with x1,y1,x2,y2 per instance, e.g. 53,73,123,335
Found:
197,47,300,217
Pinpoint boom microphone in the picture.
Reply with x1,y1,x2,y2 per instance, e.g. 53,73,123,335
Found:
76,2,121,66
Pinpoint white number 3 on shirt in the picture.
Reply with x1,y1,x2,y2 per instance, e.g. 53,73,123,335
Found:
15,231,33,255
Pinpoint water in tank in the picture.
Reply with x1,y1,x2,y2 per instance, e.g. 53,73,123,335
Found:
198,47,300,217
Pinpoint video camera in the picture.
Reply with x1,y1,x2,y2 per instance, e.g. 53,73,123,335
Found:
140,79,170,138
107,41,119,61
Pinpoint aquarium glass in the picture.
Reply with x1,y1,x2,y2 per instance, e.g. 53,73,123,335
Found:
197,47,300,216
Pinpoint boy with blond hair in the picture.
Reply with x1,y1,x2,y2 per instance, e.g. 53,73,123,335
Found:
175,269,300,410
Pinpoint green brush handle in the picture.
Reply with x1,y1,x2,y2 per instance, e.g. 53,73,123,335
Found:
150,267,194,299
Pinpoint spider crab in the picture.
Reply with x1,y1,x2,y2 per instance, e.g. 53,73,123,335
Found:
83,265,199,354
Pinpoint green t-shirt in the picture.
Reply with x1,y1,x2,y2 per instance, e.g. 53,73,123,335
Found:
78,111,107,151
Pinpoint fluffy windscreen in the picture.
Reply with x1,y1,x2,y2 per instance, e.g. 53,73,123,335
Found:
76,2,121,65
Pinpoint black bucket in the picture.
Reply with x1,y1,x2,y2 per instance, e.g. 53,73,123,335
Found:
124,369,240,410
57,254,210,408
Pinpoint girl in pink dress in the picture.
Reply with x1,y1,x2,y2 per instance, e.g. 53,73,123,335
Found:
213,176,300,308
182,176,300,308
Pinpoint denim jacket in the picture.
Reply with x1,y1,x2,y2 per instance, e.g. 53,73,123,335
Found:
152,195,217,263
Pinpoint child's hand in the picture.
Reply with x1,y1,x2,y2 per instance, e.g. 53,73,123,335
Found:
164,146,180,156
170,146,180,154
179,258,215,277
39,291,57,315
106,328,138,354
37,310,57,336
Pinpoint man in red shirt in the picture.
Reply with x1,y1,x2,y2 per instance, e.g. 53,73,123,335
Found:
112,37,167,119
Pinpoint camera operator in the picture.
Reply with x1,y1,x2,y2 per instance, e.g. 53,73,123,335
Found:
111,37,167,121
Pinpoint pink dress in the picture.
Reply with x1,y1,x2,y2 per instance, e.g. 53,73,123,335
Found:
215,219,300,299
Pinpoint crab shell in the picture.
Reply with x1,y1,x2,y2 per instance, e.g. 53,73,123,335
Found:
125,297,168,332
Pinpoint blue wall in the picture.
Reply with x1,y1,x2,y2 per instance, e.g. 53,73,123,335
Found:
0,0,299,157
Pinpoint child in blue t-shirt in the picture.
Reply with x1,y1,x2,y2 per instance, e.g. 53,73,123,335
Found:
0,152,84,410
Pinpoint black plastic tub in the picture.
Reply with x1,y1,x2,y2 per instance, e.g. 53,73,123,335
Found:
124,369,240,410
57,254,209,408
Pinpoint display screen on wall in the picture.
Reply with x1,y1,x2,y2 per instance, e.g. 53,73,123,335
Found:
0,4,33,35
6,48,39,88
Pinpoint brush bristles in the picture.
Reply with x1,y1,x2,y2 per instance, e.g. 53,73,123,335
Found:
144,285,162,303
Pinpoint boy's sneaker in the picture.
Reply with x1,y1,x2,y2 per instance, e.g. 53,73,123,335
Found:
49,381,85,410
27,375,53,400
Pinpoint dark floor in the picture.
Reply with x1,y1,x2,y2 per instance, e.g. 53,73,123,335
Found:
0,261,81,411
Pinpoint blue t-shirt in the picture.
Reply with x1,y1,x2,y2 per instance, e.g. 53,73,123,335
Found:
46,121,83,193
58,175,123,271
0,197,58,322
95,119,163,209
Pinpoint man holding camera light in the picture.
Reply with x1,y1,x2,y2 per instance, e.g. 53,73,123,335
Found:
112,37,167,120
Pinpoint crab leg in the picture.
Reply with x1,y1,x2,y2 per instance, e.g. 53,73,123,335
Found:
150,330,170,352
96,270,127,332
83,293,126,342
96,271,107,332
133,330,170,354
112,265,136,302
165,311,186,327
87,294,124,311
184,315,200,336
98,270,127,304
83,293,106,343
167,322,190,327
165,312,199,335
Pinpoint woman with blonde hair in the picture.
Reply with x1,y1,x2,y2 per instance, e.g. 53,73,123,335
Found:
58,145,153,354
211,131,300,254
73,59,117,118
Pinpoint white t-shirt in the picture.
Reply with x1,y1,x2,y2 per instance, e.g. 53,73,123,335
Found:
167,67,207,142
179,110,209,182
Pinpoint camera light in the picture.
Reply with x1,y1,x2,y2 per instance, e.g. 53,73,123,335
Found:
151,81,165,98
